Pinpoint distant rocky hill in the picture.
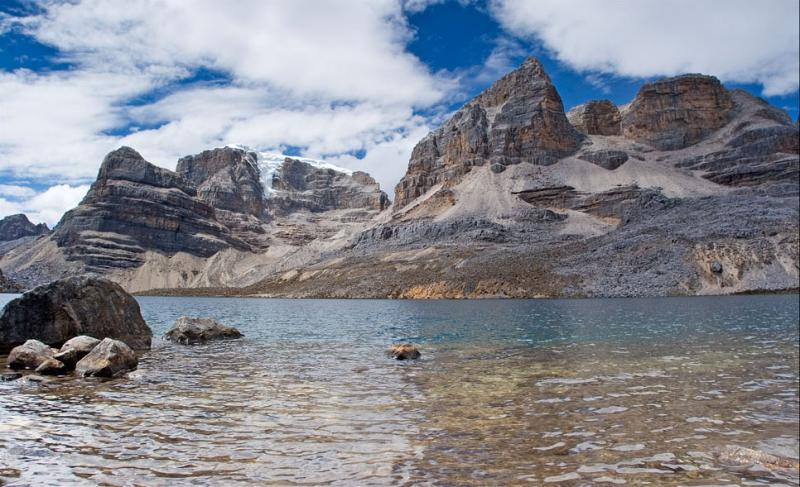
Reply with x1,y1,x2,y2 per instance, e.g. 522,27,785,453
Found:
1,57,797,297
0,214,49,242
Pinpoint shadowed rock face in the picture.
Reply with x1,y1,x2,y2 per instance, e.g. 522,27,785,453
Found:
0,214,49,242
0,275,152,353
393,57,581,208
177,147,266,218
52,147,250,271
270,158,390,215
621,74,734,150
567,100,621,135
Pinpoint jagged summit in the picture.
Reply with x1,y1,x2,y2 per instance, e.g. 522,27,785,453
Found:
0,214,50,242
393,56,581,208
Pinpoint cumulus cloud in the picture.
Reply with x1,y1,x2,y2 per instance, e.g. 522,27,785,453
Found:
0,184,90,227
491,0,800,96
0,185,37,199
0,0,452,208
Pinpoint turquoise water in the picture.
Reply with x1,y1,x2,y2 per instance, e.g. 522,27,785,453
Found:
0,294,798,485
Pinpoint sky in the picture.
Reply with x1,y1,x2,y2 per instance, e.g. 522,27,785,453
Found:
0,0,798,227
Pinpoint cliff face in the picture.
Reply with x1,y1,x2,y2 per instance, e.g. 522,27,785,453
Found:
393,57,581,209
270,158,389,215
51,147,250,272
620,74,734,150
567,100,621,136
0,214,49,242
177,147,266,218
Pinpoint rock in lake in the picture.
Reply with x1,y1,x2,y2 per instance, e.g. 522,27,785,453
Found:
75,338,138,378
35,358,69,376
7,339,54,369
53,348,79,369
388,343,421,360
60,335,101,360
0,275,152,353
164,316,244,344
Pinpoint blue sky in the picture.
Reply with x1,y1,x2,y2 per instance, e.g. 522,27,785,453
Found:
0,0,798,226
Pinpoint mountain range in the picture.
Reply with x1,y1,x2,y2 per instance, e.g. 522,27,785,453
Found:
1,58,798,298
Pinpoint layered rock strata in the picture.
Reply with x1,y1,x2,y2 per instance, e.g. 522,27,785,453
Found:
52,147,250,272
270,158,389,215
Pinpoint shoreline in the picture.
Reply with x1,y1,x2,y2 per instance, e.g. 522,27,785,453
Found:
129,286,800,299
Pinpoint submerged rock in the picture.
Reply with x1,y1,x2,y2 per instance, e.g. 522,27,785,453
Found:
388,343,421,360
1,372,22,381
61,335,101,360
75,338,138,378
164,316,244,345
7,339,54,370
0,275,152,353
715,444,800,472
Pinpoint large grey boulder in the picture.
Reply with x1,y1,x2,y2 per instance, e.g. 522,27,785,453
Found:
75,338,138,378
0,275,152,353
7,339,54,369
164,316,243,344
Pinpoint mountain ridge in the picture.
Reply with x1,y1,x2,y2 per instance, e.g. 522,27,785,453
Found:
1,57,797,297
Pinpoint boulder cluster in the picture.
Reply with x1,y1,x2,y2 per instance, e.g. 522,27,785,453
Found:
8,336,137,378
1,276,151,380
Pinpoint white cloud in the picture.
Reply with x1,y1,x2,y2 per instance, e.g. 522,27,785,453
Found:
22,0,443,106
0,184,36,199
0,0,454,218
0,184,90,227
491,0,800,96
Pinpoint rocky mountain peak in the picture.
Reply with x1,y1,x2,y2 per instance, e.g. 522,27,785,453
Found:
393,56,581,209
621,74,734,150
98,146,195,195
177,147,266,217
269,157,389,215
0,214,50,242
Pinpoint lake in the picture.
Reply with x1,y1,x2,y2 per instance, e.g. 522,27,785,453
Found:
1,294,798,485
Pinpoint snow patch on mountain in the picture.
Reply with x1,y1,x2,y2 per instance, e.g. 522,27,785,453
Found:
226,144,353,196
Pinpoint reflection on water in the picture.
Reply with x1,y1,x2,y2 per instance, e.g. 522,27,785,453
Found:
0,295,798,485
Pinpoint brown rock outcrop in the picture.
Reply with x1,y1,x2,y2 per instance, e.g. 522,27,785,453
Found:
393,57,581,208
621,74,733,150
567,100,621,135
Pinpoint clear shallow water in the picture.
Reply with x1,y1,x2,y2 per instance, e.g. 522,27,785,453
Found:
0,294,798,486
